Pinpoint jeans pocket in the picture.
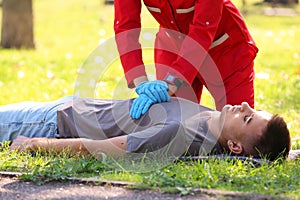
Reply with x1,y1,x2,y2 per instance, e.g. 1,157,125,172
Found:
0,121,58,142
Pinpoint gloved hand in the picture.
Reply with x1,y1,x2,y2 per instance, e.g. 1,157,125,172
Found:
136,80,170,103
130,94,155,119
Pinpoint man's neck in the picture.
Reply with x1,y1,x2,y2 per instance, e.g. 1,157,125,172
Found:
207,111,227,147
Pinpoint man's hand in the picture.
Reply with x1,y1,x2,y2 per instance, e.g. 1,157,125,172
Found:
130,80,171,119
130,94,155,119
136,80,170,103
9,135,34,152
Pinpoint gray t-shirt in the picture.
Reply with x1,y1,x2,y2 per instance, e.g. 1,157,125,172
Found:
57,97,222,157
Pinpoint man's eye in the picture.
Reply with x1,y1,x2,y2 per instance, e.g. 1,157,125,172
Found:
244,115,250,122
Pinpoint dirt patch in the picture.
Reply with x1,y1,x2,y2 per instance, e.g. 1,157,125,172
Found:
0,173,275,200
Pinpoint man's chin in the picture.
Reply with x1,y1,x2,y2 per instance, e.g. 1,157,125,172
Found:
218,105,230,129
220,104,231,116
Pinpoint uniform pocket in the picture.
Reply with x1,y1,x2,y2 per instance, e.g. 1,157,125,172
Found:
209,33,229,50
146,6,161,13
176,6,194,14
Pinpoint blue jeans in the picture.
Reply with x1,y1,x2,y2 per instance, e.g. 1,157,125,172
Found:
0,96,73,142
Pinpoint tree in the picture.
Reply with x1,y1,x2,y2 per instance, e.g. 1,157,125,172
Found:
1,0,35,48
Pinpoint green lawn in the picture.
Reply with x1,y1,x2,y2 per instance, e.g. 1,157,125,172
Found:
0,0,300,198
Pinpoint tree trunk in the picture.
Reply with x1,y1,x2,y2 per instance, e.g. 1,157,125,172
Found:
1,0,35,49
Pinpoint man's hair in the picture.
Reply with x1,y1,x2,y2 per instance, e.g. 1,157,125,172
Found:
252,114,291,161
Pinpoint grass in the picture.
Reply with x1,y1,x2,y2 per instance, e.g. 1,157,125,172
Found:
0,0,300,198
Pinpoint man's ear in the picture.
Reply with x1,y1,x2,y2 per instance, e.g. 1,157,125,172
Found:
227,140,243,155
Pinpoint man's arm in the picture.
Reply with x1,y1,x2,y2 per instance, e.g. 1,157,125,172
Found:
9,135,127,160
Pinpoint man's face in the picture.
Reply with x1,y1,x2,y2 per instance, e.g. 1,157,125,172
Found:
221,102,272,145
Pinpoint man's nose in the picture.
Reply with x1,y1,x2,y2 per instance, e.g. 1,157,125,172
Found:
240,102,252,112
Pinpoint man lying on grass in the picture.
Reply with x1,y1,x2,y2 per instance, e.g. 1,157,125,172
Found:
0,96,291,161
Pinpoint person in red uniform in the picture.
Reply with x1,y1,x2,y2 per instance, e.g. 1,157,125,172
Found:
114,0,259,119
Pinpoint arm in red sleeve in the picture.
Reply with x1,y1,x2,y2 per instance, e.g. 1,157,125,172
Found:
170,0,223,84
114,0,147,88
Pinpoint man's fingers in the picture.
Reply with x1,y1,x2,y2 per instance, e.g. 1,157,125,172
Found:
141,100,153,115
130,99,139,119
158,89,170,102
135,80,170,103
130,97,147,119
9,135,30,151
130,94,155,119
150,84,162,102
144,88,158,102
144,85,170,103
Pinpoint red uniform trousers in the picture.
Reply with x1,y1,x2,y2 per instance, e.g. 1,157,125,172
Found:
154,30,255,110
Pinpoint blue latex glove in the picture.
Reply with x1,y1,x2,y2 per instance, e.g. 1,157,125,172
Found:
136,80,170,103
130,94,155,119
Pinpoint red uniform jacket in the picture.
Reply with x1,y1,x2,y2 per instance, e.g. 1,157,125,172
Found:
114,0,258,90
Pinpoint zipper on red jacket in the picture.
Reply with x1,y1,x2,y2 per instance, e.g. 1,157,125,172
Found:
166,0,183,32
